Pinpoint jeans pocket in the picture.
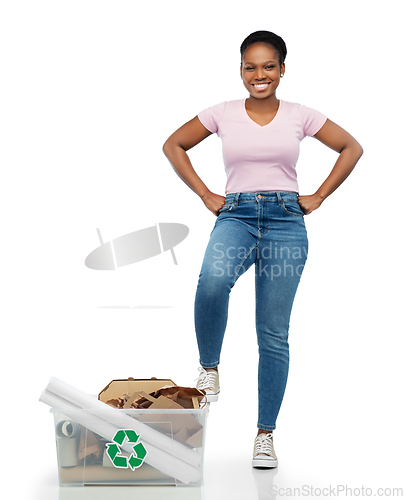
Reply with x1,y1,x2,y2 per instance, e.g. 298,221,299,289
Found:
219,202,235,213
282,201,304,217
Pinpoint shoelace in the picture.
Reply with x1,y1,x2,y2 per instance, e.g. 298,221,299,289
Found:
254,433,275,457
195,367,217,391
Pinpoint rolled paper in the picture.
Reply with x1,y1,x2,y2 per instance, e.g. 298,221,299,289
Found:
55,419,79,438
85,223,189,269
40,385,201,484
55,418,81,467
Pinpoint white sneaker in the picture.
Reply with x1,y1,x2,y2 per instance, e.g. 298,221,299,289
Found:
196,366,220,402
252,433,278,468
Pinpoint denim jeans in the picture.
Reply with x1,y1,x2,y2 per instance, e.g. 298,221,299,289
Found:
194,192,308,430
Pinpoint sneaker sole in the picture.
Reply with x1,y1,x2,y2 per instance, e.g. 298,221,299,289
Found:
205,391,219,403
252,458,278,469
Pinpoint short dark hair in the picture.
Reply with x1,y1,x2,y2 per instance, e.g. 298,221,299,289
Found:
240,30,287,66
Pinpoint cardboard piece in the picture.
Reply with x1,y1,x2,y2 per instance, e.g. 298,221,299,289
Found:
153,386,205,409
99,377,176,405
185,427,204,448
135,391,184,411
78,428,103,462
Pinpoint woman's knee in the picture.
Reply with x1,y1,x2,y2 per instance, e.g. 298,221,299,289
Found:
257,327,289,353
196,270,233,299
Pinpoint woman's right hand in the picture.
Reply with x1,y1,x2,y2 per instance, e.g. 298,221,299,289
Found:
201,191,226,216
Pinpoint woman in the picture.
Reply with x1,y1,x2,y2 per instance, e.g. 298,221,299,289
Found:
163,30,363,468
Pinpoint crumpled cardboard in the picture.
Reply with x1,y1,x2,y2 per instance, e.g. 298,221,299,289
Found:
132,386,205,410
78,428,103,463
99,377,176,404
99,378,206,448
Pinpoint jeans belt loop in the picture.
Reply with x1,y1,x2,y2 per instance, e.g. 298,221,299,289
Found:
234,192,240,206
276,191,283,205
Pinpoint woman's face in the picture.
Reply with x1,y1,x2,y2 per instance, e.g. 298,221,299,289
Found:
240,43,285,99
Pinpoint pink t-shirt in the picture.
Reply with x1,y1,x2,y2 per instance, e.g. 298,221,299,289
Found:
198,99,327,194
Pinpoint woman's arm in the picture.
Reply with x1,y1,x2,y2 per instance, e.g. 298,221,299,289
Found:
297,119,364,214
163,116,226,216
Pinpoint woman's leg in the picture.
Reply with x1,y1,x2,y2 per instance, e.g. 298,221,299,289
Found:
255,195,309,431
194,216,257,368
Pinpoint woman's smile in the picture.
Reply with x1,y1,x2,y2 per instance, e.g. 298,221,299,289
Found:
251,82,271,91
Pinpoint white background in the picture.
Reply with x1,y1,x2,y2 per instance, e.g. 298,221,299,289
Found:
1,1,403,499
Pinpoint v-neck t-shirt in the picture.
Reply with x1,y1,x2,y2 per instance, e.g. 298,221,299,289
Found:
197,99,327,194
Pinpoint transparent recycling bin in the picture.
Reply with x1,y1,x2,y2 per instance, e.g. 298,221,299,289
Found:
51,404,209,487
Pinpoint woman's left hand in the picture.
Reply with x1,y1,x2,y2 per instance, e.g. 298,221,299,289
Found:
297,194,323,215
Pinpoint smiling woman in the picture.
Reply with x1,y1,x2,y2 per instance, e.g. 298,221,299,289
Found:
163,29,363,470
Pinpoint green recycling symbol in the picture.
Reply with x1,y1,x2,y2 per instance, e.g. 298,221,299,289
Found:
106,429,147,470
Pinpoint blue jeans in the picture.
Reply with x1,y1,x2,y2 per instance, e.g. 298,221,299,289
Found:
194,192,308,430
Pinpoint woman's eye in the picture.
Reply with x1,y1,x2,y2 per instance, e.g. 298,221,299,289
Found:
244,65,275,71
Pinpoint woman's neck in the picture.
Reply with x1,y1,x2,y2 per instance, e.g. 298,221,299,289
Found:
245,94,279,114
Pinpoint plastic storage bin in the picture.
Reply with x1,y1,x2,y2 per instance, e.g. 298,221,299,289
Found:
51,404,209,487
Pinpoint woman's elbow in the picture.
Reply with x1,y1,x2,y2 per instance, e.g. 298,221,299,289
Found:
355,141,364,160
162,138,174,158
162,139,169,157
344,138,364,160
